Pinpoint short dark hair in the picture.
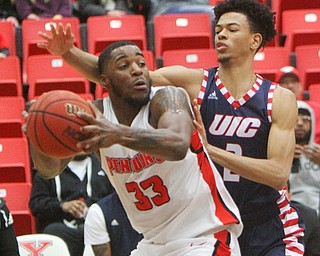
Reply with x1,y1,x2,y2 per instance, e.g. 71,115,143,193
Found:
214,0,277,49
98,41,137,75
298,108,311,117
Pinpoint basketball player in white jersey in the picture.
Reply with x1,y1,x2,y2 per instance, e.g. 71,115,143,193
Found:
24,41,242,255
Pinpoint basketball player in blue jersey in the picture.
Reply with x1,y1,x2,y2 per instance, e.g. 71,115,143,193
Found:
36,0,304,254
25,41,243,255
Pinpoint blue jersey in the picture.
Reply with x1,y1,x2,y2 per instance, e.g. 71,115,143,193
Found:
97,193,143,256
198,68,279,226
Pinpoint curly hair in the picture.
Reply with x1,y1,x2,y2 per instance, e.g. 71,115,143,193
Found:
214,0,277,49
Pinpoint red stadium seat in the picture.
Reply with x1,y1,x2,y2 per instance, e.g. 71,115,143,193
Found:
0,56,22,96
272,0,320,38
0,21,16,56
153,13,213,59
295,45,320,91
0,183,36,235
308,84,320,104
253,47,291,82
282,9,320,52
162,48,218,69
22,17,81,84
27,55,90,101
87,15,147,55
0,96,25,138
0,137,31,183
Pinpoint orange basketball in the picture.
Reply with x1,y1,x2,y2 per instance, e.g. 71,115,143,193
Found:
26,90,93,159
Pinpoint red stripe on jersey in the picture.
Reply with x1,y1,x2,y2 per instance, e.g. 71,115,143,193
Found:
277,190,305,255
198,69,209,106
190,130,240,226
213,230,231,256
267,83,277,123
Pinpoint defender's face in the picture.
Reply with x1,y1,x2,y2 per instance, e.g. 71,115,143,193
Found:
215,12,255,63
105,45,151,107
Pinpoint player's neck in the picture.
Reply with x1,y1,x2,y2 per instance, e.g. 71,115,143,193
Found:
111,99,142,126
218,64,256,100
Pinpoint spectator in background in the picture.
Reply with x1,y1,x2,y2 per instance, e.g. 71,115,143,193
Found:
289,101,320,217
29,153,113,256
277,66,304,100
286,181,320,256
15,0,72,21
84,192,143,256
0,0,20,26
147,0,214,51
0,198,20,256
77,0,151,22
0,33,9,57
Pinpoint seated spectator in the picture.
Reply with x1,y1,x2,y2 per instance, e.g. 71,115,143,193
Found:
277,66,304,100
148,0,210,19
0,0,20,26
29,153,113,256
147,0,215,51
84,192,143,256
289,101,320,217
0,198,20,256
15,0,72,20
0,33,9,58
286,181,320,256
78,0,151,22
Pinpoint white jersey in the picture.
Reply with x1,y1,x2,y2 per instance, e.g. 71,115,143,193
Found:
99,87,242,252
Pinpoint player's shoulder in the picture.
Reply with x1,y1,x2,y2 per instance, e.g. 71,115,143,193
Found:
152,86,189,100
272,85,297,123
86,203,104,221
273,85,297,108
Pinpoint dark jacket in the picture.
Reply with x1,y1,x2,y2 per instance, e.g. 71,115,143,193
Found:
0,0,19,20
78,0,151,21
29,154,113,232
15,0,72,20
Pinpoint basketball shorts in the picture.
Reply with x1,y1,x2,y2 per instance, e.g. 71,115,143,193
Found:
130,231,240,256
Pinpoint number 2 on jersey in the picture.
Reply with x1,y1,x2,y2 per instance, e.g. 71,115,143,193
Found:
126,175,170,211
223,143,241,182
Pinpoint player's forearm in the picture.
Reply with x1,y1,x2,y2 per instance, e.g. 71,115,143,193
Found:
62,46,100,84
29,143,70,179
116,125,190,161
206,144,289,190
92,243,111,256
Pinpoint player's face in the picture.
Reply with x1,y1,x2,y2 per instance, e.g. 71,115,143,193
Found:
105,45,151,107
215,12,257,64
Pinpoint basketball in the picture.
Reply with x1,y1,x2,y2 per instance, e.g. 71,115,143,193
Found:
26,90,93,159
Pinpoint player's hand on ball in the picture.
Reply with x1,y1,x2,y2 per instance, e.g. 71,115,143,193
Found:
76,101,120,152
21,100,36,135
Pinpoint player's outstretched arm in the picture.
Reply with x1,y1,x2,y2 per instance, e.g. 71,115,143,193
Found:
193,87,297,190
37,23,101,84
77,87,194,161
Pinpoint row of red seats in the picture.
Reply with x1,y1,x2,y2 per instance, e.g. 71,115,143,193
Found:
2,42,320,101
0,136,35,235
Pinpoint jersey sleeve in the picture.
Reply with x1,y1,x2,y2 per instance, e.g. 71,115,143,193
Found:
84,203,110,245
